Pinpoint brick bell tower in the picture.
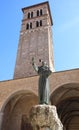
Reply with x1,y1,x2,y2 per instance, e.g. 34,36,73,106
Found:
14,1,55,79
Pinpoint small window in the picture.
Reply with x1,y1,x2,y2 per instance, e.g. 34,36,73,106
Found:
40,9,43,16
37,10,40,16
31,12,33,18
36,21,39,27
28,12,30,19
30,23,32,29
26,23,29,29
40,20,42,26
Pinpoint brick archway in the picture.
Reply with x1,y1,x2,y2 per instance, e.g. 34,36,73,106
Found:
50,83,79,130
1,90,38,130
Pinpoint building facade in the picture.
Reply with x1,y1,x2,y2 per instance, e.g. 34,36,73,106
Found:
0,1,79,130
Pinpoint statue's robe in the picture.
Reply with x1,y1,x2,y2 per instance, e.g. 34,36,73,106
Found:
38,65,52,104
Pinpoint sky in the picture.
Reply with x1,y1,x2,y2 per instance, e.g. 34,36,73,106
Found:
0,0,79,81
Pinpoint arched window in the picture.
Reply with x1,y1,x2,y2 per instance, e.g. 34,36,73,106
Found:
36,21,39,27
28,12,30,19
40,9,43,16
37,10,40,16
40,20,42,26
26,23,29,29
31,12,33,18
30,23,32,29
26,23,32,30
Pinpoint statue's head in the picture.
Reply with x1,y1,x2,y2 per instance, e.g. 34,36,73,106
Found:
42,61,47,66
39,59,47,66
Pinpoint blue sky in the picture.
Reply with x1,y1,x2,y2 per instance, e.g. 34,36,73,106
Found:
0,0,79,81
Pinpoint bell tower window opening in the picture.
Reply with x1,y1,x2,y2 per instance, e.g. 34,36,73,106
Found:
36,21,39,27
37,10,40,16
30,23,32,29
26,23,32,29
40,20,42,26
40,9,43,16
26,23,29,29
36,20,42,27
28,12,31,19
28,12,33,19
31,12,33,18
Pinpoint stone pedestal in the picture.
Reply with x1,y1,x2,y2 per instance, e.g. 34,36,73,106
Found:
29,105,63,130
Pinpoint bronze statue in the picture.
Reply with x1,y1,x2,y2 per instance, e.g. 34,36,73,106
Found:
32,57,52,104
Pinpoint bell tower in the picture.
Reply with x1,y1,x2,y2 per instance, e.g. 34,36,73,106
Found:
14,1,55,79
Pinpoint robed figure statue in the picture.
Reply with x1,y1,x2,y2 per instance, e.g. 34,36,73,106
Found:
32,58,52,104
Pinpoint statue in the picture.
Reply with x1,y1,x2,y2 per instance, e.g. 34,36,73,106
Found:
32,57,52,104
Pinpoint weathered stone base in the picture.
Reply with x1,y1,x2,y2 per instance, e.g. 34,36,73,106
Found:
29,105,63,130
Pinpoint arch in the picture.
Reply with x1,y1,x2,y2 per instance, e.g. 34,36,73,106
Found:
50,83,79,130
1,89,37,112
50,83,79,105
1,90,38,130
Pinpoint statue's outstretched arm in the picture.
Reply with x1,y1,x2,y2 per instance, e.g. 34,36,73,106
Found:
32,57,38,72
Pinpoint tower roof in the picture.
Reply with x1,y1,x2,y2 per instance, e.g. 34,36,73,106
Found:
22,1,53,25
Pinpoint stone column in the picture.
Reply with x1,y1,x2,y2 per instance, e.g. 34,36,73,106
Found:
0,112,4,130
